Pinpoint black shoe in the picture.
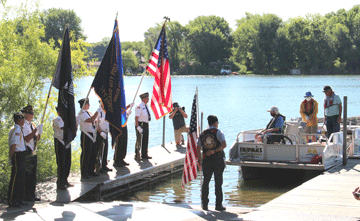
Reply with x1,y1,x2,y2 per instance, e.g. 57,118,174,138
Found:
201,204,208,211
113,163,124,167
104,166,113,171
121,160,129,166
34,197,41,201
142,156,152,159
90,172,100,177
19,201,28,206
81,175,90,179
57,185,67,190
65,183,74,187
9,203,21,208
215,205,226,211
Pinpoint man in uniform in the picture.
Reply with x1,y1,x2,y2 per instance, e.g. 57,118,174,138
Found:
95,101,112,173
169,102,188,147
53,107,73,190
135,92,151,160
78,98,101,179
197,115,226,211
8,112,27,207
21,105,42,202
323,85,342,138
300,91,319,142
113,103,134,167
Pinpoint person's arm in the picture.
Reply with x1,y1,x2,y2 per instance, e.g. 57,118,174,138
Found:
338,103,342,123
85,112,99,123
196,143,202,170
9,144,16,159
179,108,188,118
24,127,37,142
169,108,177,119
300,102,307,121
135,116,139,127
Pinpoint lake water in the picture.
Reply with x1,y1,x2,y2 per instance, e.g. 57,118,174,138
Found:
70,74,360,208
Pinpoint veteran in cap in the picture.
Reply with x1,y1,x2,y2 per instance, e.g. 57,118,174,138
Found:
135,92,152,160
21,105,42,202
7,112,27,207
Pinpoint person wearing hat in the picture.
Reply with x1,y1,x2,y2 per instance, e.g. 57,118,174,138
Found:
53,107,73,190
135,92,152,160
323,85,342,138
255,106,285,143
169,102,188,147
21,105,42,202
300,91,319,142
78,98,102,179
196,115,227,211
7,112,27,207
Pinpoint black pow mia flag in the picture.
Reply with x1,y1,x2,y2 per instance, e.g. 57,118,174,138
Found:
52,27,77,146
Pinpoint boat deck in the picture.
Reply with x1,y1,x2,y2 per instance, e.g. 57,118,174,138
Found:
48,142,186,203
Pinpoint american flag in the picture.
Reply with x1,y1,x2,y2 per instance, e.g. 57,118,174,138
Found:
146,25,172,119
182,91,199,187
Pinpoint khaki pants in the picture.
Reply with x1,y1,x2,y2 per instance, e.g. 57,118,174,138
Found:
174,125,188,143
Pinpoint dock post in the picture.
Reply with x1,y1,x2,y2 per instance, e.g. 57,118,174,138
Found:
201,111,203,132
343,96,347,165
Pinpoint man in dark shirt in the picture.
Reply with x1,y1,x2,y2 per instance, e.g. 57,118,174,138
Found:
169,102,188,147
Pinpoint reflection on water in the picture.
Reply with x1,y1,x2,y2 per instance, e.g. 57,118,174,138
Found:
113,167,301,208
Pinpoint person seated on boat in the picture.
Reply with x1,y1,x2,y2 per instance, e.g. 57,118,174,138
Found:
300,91,318,143
255,106,285,143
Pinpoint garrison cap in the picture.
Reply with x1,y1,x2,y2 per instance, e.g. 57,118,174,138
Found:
21,105,34,114
13,112,24,122
78,98,89,107
139,92,149,99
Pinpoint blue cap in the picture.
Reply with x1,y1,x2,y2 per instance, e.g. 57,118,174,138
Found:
304,91,314,97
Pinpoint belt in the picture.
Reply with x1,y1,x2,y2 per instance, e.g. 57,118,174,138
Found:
139,122,148,124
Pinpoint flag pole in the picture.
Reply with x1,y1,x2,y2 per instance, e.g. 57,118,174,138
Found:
41,25,69,124
196,87,203,189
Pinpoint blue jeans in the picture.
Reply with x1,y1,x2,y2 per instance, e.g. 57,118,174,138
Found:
326,115,340,138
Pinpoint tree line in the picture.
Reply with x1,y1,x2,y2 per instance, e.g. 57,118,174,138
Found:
88,5,360,75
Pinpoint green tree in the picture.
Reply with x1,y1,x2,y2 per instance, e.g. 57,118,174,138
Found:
186,15,232,65
122,50,139,74
41,8,86,48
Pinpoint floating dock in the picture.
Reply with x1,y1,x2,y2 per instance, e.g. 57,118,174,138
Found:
55,142,186,202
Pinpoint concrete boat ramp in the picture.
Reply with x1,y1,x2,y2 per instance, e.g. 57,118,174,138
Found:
1,146,360,220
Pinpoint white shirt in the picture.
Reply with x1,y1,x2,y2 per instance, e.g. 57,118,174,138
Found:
23,119,37,151
135,101,151,123
79,110,96,134
98,109,109,133
8,124,26,152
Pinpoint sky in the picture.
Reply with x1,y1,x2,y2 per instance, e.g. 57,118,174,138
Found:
7,0,360,43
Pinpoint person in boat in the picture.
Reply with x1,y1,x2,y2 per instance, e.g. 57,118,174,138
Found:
323,85,342,138
197,115,227,211
255,106,285,143
300,91,318,142
169,102,188,147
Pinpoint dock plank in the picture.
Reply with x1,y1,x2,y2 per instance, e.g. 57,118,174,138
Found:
242,159,360,220
53,142,186,202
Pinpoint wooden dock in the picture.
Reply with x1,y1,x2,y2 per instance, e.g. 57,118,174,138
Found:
241,158,360,220
53,142,186,203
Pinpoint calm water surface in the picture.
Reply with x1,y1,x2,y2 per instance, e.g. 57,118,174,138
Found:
69,74,360,208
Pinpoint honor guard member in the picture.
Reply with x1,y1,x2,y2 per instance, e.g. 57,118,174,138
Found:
135,92,152,160
95,101,112,173
53,107,73,190
113,103,133,167
78,98,101,179
21,105,42,202
197,115,227,211
8,112,27,207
